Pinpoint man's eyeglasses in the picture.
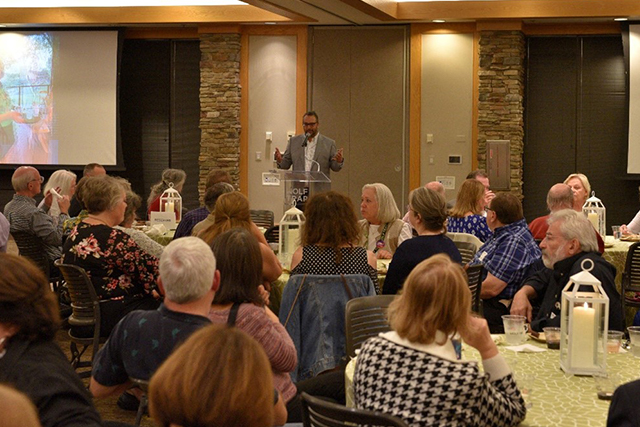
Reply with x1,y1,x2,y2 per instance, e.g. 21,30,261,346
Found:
30,176,44,184
302,122,317,127
484,206,493,212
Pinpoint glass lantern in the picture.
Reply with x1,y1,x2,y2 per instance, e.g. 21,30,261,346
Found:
278,206,305,265
560,259,609,376
582,191,606,238
159,183,182,222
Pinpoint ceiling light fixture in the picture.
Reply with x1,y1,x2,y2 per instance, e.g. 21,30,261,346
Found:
614,18,628,21
432,19,445,23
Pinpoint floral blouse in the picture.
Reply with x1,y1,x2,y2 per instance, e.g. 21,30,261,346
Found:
447,214,493,242
62,222,159,302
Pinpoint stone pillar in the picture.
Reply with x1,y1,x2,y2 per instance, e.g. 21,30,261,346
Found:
199,33,241,201
477,30,525,196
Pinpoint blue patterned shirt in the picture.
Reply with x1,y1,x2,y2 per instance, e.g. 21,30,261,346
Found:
470,218,542,299
173,206,209,239
447,214,493,242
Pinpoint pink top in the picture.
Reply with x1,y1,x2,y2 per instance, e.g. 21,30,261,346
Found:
208,303,298,402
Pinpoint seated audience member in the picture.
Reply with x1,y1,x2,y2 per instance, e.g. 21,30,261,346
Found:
621,185,640,235
383,187,461,295
359,183,412,259
447,179,493,242
468,193,542,333
62,175,160,336
511,209,624,332
114,189,164,258
448,169,495,209
355,255,526,427
0,253,103,427
564,172,590,211
68,163,106,217
90,237,218,410
4,166,70,267
200,192,282,284
290,191,378,291
530,183,605,253
62,176,90,235
607,378,640,427
147,168,186,218
209,228,344,423
149,325,287,427
173,169,231,239
0,384,42,427
39,169,77,226
403,181,446,224
0,211,8,252
192,182,235,237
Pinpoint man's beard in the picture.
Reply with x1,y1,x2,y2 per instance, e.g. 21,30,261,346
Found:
542,242,567,269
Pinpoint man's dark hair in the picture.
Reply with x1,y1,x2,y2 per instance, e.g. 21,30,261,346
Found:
466,169,488,180
303,111,319,122
83,163,103,177
490,193,523,225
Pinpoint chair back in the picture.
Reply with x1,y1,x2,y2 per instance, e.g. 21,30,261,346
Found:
621,242,640,327
300,392,409,427
55,261,101,335
453,240,478,265
465,264,484,314
345,295,394,358
264,225,279,244
250,209,274,229
279,274,376,381
11,231,50,279
447,231,483,251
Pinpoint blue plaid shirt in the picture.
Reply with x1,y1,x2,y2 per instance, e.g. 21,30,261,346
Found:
173,207,209,239
470,218,542,299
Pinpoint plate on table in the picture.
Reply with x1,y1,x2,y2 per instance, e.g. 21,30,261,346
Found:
528,332,545,343
621,235,640,242
604,242,614,248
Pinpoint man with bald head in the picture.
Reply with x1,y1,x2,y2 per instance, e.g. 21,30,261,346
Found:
529,183,604,253
3,166,70,265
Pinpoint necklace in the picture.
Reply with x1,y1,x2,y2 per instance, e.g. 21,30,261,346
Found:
87,215,110,226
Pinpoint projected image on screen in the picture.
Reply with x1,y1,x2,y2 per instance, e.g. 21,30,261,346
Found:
0,30,118,167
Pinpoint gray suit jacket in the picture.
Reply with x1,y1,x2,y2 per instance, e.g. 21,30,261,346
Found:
278,133,343,193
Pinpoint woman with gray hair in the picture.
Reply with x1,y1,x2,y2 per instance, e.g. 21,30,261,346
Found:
115,189,164,258
383,187,461,295
39,169,76,225
62,175,160,336
147,168,186,217
359,183,412,259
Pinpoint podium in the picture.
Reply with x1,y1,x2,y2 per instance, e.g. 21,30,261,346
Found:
281,170,330,211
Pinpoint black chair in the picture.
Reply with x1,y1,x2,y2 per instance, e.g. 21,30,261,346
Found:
129,377,150,426
55,260,103,378
345,295,394,358
621,242,640,328
465,264,484,315
264,225,279,245
300,392,409,427
250,209,275,229
453,240,478,265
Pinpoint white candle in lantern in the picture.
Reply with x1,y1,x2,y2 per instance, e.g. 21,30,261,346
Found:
165,201,175,213
587,212,599,230
286,228,300,256
570,302,596,368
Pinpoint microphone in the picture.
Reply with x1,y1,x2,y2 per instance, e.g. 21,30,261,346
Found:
302,132,311,148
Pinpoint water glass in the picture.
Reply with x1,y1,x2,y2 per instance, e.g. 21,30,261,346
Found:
612,226,621,240
502,315,528,345
594,372,620,400
607,331,624,354
628,326,640,357
542,327,561,349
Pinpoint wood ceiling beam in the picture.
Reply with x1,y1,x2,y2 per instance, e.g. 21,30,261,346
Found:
396,0,640,21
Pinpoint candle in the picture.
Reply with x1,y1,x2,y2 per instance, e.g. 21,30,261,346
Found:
166,201,174,213
587,212,599,230
286,228,300,256
570,302,596,368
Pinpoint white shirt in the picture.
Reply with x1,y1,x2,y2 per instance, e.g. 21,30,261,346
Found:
366,222,413,252
304,134,319,171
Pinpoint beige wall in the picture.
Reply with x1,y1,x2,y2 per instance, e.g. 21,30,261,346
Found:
247,35,297,220
420,33,473,201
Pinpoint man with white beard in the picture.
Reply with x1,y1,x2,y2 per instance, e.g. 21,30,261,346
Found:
510,209,624,332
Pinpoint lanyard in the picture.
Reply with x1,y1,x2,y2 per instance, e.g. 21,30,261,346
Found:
366,222,390,254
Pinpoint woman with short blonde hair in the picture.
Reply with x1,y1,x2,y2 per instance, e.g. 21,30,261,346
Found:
149,324,278,427
447,179,493,242
39,169,77,225
564,173,591,211
355,254,526,427
359,183,412,259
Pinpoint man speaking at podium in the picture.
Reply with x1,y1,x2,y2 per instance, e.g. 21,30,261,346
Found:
274,111,344,196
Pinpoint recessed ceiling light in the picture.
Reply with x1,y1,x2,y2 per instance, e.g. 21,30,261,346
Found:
614,18,628,21
433,19,445,23
264,22,276,25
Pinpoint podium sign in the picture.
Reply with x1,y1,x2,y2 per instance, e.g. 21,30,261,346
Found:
281,171,330,211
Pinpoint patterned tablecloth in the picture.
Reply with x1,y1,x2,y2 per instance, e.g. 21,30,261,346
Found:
602,238,635,326
346,338,640,426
